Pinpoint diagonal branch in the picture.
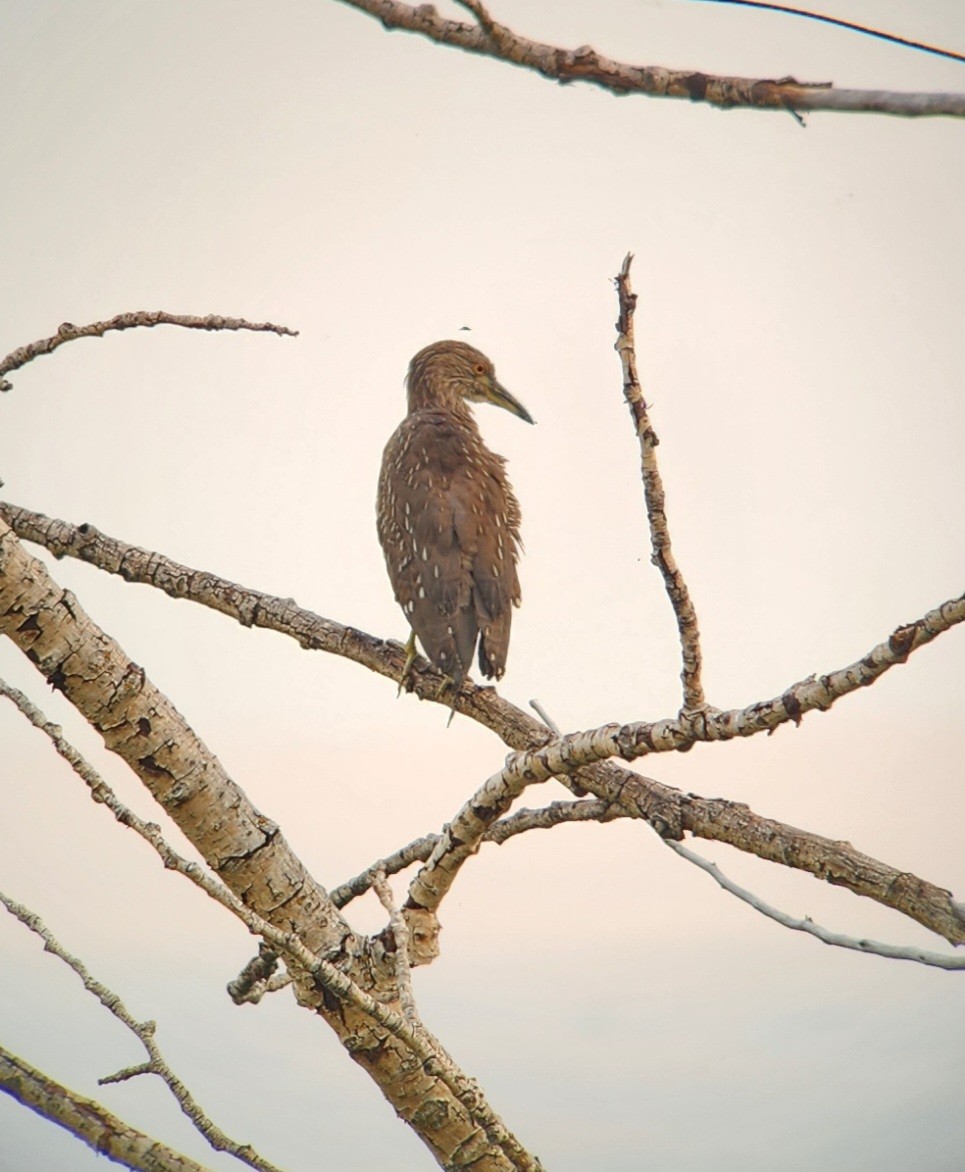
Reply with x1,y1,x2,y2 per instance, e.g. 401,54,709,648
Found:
0,527,541,1170
0,516,360,971
662,839,965,970
4,502,963,943
0,1045,210,1172
0,311,297,392
402,586,964,922
333,0,965,118
331,798,622,907
615,253,706,711
405,750,550,914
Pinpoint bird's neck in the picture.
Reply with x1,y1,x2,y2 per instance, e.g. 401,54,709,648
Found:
407,373,476,425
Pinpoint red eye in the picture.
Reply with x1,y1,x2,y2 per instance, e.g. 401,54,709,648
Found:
474,363,486,374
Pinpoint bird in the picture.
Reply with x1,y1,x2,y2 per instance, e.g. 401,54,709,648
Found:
377,340,533,707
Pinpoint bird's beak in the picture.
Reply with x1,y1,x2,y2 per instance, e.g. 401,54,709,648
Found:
486,378,535,425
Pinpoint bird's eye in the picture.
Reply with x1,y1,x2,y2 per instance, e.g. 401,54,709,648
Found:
474,363,486,375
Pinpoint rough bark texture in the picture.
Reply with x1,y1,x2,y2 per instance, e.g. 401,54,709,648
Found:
0,518,539,1171
0,1046,209,1172
4,502,962,946
333,0,965,118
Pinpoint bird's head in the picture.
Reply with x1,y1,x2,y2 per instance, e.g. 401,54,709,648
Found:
407,340,534,424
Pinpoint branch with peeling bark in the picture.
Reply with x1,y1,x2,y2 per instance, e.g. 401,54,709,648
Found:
333,0,965,118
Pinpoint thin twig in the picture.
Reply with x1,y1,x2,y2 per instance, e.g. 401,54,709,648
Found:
0,311,297,392
529,698,561,735
373,871,419,1020
332,0,965,117
615,253,706,713
663,839,965,970
0,891,284,1172
691,0,965,64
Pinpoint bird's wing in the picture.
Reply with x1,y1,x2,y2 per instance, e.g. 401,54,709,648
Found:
379,414,477,682
378,413,522,683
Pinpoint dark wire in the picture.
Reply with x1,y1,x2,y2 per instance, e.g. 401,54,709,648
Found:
688,0,965,65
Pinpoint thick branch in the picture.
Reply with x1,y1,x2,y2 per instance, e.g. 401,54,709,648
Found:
334,0,965,118
0,517,357,969
0,522,540,1171
0,680,531,1164
0,1045,210,1172
615,253,705,711
0,311,296,393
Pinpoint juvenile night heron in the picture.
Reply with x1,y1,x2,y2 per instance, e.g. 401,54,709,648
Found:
377,340,533,699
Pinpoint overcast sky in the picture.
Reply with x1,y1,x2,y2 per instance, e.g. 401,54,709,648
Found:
1,2,963,1170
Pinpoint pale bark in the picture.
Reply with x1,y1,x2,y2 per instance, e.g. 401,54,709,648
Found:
0,520,541,1171
0,1046,210,1172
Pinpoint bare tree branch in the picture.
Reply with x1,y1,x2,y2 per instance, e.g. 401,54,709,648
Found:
0,523,362,973
332,0,965,118
663,840,965,970
0,687,541,1171
0,549,542,1170
401,581,965,918
0,311,297,392
5,500,959,762
0,891,284,1172
4,502,963,943
0,1045,211,1172
615,253,706,712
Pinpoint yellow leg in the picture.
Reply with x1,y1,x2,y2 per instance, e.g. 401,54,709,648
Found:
397,630,418,697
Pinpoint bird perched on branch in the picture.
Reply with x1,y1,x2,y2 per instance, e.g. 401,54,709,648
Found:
377,340,533,703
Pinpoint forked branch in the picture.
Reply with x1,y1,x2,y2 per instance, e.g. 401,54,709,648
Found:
335,0,965,118
0,892,284,1172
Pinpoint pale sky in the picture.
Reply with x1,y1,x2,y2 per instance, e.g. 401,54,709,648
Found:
1,2,963,1170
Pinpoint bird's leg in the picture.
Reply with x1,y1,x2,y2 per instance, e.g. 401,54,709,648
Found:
397,630,418,696
445,682,458,728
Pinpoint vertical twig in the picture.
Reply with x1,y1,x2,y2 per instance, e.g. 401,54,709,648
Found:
615,253,708,712
373,870,419,1021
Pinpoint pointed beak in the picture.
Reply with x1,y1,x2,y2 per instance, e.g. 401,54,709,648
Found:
486,378,535,425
